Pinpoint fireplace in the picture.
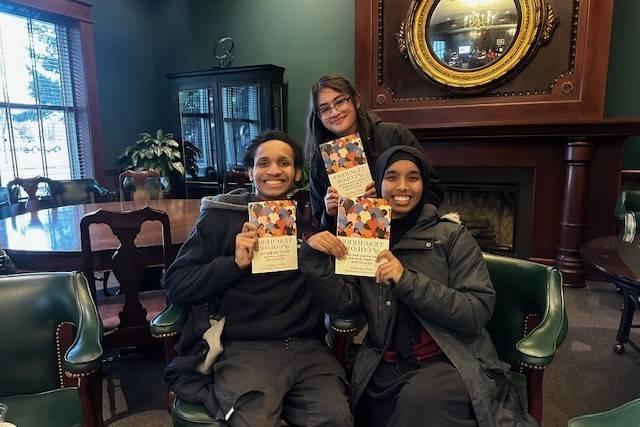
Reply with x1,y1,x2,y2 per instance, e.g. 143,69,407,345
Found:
438,167,533,259
409,122,640,287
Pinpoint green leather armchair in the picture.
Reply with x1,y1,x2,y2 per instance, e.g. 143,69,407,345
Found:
568,397,640,427
483,253,567,425
0,272,103,427
331,253,568,426
151,304,223,427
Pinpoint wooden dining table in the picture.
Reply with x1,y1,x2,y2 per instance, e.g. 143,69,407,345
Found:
0,199,203,272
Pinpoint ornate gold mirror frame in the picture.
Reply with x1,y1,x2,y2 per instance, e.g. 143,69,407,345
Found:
399,0,558,90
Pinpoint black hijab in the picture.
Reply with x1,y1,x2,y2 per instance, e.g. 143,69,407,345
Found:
374,146,434,246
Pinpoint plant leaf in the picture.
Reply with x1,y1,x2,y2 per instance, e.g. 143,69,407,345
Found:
173,162,185,174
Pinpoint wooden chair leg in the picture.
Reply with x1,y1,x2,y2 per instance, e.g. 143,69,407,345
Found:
527,369,544,426
79,370,103,427
100,271,117,297
164,338,177,413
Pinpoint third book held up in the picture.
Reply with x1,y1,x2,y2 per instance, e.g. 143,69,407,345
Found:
320,133,373,199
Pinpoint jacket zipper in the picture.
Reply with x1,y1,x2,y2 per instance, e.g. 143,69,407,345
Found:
377,283,383,321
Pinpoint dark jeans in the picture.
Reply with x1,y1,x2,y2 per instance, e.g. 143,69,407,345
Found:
214,338,353,427
359,355,478,427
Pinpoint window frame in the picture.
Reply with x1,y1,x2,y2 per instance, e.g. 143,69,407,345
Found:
2,0,103,185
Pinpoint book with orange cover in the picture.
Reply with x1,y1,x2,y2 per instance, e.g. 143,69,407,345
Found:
248,200,297,273
320,133,373,198
335,197,391,277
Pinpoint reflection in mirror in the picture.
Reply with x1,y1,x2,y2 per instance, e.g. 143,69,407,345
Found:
428,0,519,71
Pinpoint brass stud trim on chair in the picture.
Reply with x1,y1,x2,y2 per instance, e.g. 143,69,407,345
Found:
151,331,179,338
331,326,359,333
56,321,76,388
520,362,545,370
65,369,99,378
517,313,546,372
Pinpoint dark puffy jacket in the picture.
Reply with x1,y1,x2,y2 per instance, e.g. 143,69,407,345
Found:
299,205,537,427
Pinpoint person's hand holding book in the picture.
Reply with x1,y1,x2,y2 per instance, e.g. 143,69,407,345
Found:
375,250,404,286
324,182,376,217
235,222,259,269
324,187,340,216
361,181,376,199
306,231,348,259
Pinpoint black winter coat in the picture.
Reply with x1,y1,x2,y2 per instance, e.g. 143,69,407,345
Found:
163,189,325,343
299,205,537,427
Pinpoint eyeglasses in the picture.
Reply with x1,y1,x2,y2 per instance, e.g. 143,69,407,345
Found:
317,96,352,119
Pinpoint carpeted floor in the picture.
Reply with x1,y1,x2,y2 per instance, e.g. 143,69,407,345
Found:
104,280,640,427
101,348,171,426
544,281,640,426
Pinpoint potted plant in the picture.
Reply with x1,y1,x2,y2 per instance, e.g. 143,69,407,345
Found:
117,129,201,194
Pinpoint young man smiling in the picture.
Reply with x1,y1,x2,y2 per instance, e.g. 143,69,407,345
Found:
163,130,353,427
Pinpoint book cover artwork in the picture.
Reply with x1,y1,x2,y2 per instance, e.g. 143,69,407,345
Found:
248,200,297,274
335,197,391,277
320,133,373,199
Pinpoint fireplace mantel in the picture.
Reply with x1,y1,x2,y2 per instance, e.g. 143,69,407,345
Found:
410,119,640,140
409,119,640,287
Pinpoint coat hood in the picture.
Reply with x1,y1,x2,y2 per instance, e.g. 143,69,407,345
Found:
200,188,255,212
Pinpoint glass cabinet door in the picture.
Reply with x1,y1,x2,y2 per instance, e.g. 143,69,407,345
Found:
221,85,261,169
178,88,217,179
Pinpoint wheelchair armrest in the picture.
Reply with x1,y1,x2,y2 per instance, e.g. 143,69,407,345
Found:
516,268,568,367
151,303,188,338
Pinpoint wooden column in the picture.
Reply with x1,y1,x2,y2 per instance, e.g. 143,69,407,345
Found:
556,139,594,287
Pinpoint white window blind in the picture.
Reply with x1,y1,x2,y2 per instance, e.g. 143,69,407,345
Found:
221,85,260,168
0,6,91,185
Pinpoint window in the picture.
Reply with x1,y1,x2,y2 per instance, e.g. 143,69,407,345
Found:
432,40,446,60
0,6,92,185
179,88,216,176
221,85,260,169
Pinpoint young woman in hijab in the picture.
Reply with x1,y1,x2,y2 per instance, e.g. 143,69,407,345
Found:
300,145,536,427
305,74,443,230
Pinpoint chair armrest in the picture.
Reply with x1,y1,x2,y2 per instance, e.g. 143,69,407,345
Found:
64,272,103,377
330,314,366,333
151,303,188,338
64,328,102,377
94,182,111,196
516,267,568,367
96,189,117,202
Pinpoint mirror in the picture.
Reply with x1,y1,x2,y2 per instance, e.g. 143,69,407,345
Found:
401,0,556,90
428,0,519,70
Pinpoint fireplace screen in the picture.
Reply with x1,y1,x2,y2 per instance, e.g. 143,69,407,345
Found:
440,183,517,255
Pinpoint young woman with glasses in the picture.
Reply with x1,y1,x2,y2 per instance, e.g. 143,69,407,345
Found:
305,74,444,230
